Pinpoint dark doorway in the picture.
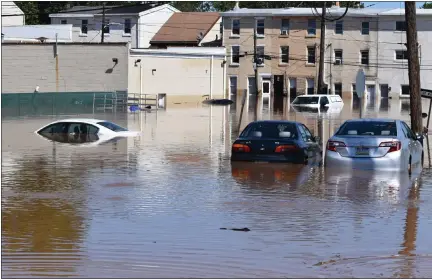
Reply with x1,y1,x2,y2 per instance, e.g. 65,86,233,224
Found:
273,75,285,114
380,84,389,98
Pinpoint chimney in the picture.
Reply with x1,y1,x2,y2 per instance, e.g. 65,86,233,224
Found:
335,1,340,7
234,1,240,10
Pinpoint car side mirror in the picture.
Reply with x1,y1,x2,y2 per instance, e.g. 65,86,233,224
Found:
415,133,423,141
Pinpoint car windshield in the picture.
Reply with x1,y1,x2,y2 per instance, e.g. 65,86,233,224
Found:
292,96,319,105
336,121,397,136
97,121,128,132
240,122,298,139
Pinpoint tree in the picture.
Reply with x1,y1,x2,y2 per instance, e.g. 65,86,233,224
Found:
422,2,432,8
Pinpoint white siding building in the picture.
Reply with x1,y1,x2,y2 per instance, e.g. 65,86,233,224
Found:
49,4,179,48
376,9,432,99
1,1,24,26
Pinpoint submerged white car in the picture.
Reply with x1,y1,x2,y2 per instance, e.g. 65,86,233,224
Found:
35,118,140,146
291,94,344,108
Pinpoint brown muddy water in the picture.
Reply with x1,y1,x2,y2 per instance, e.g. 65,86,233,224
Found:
2,96,432,278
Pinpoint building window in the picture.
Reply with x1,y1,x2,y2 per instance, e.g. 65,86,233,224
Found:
334,49,343,65
308,19,316,35
307,46,315,64
61,20,67,24
401,85,410,95
281,19,290,35
256,19,265,36
289,78,297,98
248,77,257,95
124,19,131,34
396,50,408,60
231,46,240,64
335,83,342,96
361,21,370,35
81,19,88,34
229,76,237,95
361,50,369,65
396,21,406,31
232,19,240,35
307,78,314,95
352,84,357,96
280,46,289,64
335,20,343,34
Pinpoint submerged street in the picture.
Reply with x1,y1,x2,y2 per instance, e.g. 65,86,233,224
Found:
2,96,432,278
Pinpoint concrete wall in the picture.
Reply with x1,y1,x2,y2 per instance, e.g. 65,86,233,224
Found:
223,16,320,97
325,16,379,99
128,47,226,104
2,43,129,93
377,15,432,99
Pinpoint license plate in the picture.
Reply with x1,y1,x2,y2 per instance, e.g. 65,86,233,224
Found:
356,147,369,155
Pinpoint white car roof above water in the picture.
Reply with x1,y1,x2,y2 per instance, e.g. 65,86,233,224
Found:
48,118,107,125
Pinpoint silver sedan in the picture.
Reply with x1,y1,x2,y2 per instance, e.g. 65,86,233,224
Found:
324,118,424,173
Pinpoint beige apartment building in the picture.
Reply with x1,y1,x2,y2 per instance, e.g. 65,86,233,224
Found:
221,8,322,100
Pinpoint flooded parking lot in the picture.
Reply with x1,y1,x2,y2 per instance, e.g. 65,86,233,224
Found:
2,96,432,278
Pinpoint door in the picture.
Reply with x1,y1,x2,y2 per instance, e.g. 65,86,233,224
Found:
401,121,422,164
380,84,389,98
298,124,320,161
273,75,285,113
289,78,297,100
366,85,376,107
262,79,271,95
248,77,257,95
229,76,237,97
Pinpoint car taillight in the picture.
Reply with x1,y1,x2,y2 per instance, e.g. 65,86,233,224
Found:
232,143,251,153
275,144,298,153
327,141,346,152
379,141,401,152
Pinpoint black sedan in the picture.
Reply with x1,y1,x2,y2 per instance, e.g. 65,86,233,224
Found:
231,120,322,164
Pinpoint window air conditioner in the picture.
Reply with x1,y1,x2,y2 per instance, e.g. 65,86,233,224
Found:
335,59,342,65
281,30,288,35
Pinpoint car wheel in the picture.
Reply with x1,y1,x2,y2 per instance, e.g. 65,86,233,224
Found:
408,156,412,175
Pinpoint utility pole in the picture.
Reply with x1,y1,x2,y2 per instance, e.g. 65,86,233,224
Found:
101,2,106,43
317,1,326,94
405,1,423,135
253,23,259,121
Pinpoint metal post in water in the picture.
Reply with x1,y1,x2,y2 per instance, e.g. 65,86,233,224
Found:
237,89,247,136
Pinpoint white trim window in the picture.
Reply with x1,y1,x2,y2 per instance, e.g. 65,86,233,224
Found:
307,19,316,35
395,50,408,60
104,19,110,34
256,45,265,66
334,49,343,65
229,76,238,95
361,21,370,35
360,49,369,65
280,19,290,35
307,46,316,64
81,19,88,35
335,20,343,34
232,19,240,35
256,18,265,36
231,45,240,64
124,18,131,35
280,46,289,64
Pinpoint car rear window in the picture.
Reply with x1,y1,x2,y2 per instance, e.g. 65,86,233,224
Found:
97,121,128,132
336,121,397,136
292,96,319,105
240,122,298,139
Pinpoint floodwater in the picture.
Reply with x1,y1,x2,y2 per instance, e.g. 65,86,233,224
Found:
2,96,432,278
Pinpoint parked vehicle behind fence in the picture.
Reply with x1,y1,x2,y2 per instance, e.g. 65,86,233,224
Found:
231,120,322,164
324,118,423,173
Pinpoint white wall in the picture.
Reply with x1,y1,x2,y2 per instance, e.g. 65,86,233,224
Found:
1,1,25,26
138,5,178,48
200,17,222,45
128,48,226,98
377,15,432,98
50,15,139,47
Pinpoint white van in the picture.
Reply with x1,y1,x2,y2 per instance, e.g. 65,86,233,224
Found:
291,94,344,108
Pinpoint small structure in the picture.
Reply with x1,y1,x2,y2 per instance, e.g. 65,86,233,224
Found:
49,3,179,48
1,1,25,26
149,12,222,48
2,24,73,43
128,47,227,106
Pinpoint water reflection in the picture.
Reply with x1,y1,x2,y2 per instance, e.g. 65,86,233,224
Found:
2,96,432,278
